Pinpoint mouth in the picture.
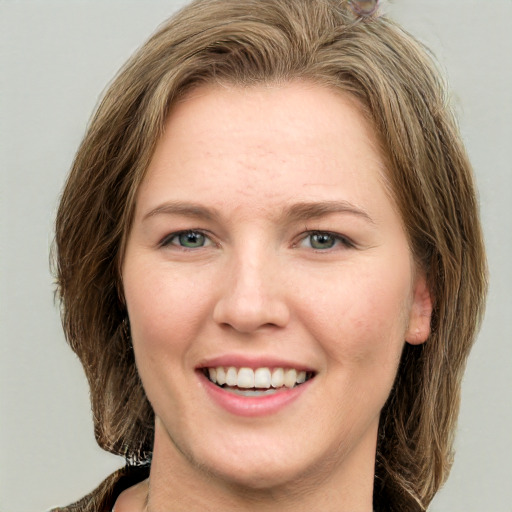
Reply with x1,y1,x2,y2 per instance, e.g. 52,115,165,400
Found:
201,366,316,397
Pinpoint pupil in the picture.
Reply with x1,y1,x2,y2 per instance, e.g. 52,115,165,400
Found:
180,232,204,247
311,233,334,249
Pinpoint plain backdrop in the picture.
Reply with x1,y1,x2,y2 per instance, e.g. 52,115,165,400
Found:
1,1,511,511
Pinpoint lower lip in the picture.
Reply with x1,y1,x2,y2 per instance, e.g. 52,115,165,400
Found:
199,372,312,417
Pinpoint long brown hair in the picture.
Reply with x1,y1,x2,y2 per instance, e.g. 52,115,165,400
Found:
54,1,487,510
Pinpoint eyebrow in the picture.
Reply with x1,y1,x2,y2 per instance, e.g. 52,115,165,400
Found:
143,201,218,222
282,200,375,225
142,200,374,224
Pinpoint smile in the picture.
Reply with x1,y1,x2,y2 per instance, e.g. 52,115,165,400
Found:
203,366,315,396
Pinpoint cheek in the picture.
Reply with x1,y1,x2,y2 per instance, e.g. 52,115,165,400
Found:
123,262,212,367
298,259,413,369
122,262,217,421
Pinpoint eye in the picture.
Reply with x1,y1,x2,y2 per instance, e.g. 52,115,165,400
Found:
300,231,353,250
161,230,212,249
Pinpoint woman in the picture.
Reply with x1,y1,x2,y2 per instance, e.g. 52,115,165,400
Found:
52,0,487,510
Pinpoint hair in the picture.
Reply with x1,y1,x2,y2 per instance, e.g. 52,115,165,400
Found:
54,0,487,510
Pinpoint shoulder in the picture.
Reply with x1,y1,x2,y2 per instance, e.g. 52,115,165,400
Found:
48,464,150,512
112,477,149,512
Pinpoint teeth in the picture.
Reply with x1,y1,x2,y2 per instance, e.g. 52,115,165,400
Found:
205,366,312,389
226,367,238,386
224,388,279,397
271,367,284,388
254,368,271,388
237,367,254,388
283,369,297,388
216,367,226,385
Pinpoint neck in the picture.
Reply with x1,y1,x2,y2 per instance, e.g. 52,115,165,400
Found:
144,419,376,512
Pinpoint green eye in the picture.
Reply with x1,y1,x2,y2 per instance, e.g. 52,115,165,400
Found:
309,233,337,250
161,230,213,250
177,231,206,248
300,231,353,251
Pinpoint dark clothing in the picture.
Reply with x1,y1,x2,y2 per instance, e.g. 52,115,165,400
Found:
50,465,150,512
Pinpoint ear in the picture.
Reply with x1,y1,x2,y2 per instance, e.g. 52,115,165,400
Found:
405,273,432,345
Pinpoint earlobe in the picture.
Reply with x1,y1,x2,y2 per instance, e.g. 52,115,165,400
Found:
405,274,432,345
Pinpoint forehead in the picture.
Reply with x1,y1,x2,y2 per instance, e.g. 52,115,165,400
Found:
135,81,396,223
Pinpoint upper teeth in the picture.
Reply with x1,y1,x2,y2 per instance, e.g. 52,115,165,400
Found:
207,367,308,389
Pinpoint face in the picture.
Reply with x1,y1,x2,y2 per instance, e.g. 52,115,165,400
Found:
122,82,431,491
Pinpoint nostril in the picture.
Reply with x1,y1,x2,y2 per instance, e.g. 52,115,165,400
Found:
213,297,290,334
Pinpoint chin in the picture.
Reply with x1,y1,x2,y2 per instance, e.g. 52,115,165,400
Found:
206,457,314,492
185,429,340,492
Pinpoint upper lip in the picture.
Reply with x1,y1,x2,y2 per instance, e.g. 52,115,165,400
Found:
196,354,316,372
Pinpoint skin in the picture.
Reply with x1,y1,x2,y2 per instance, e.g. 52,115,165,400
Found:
118,82,432,511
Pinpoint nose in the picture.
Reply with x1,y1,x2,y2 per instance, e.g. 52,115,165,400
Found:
212,249,290,333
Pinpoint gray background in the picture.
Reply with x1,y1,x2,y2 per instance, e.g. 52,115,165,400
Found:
1,1,511,511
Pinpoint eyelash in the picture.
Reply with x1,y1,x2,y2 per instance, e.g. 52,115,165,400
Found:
159,229,354,252
159,230,214,250
298,231,354,251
